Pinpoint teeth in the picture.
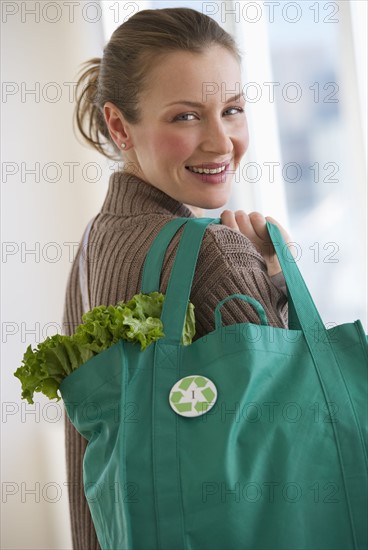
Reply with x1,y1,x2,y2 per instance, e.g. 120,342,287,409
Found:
187,165,226,175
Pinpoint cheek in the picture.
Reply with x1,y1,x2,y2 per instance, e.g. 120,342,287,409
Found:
153,131,194,161
236,119,250,157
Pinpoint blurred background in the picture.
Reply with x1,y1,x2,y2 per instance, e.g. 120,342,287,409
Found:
2,1,367,548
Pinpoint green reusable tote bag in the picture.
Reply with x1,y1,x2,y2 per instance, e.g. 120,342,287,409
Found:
60,216,368,550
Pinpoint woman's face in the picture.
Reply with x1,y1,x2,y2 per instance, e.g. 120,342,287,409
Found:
119,45,249,210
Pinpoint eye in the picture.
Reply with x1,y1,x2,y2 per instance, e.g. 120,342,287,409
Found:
173,112,198,122
224,106,245,116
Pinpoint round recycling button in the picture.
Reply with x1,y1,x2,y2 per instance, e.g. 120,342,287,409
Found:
169,375,217,417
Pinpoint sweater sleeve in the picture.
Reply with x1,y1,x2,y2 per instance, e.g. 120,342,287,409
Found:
158,222,288,338
270,270,287,296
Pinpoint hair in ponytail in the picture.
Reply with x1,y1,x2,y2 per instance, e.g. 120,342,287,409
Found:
74,7,242,161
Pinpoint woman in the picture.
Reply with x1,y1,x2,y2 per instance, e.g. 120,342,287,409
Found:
63,7,290,549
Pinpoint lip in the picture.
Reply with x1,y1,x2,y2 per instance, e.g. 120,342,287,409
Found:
185,162,231,184
185,160,231,169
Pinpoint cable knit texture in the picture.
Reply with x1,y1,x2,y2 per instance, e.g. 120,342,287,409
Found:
62,170,288,549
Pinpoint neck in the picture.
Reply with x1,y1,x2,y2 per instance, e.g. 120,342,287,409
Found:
184,204,205,218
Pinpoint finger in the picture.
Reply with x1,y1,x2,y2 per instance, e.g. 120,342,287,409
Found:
248,212,269,242
248,212,279,265
265,216,291,243
220,210,239,231
234,210,263,250
265,216,297,260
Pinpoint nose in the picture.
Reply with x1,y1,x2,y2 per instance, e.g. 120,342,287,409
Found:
200,117,233,155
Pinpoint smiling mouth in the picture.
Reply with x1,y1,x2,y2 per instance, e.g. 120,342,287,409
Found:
186,165,227,175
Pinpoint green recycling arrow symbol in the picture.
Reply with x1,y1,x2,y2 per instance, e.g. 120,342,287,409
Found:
169,375,217,416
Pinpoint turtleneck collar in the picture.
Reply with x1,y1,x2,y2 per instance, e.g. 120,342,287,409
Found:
100,170,197,219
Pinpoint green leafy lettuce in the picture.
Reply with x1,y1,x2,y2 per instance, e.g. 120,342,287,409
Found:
14,292,195,405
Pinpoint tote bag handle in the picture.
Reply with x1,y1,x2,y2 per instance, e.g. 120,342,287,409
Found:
141,216,338,345
141,217,221,343
141,217,299,341
140,217,190,292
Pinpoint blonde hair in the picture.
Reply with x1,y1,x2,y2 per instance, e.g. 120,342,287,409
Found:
74,7,242,160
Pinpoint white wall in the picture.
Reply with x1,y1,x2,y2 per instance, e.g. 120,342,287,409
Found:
1,1,110,547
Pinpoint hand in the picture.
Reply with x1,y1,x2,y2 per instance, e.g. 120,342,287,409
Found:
220,210,293,277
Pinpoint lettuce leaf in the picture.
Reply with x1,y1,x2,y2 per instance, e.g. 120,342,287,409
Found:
14,292,195,404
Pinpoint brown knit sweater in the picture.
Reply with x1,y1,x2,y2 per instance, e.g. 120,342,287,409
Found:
62,170,288,549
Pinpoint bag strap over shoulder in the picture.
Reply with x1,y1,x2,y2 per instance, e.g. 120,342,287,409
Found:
266,221,331,340
141,217,221,344
140,217,189,293
162,217,222,342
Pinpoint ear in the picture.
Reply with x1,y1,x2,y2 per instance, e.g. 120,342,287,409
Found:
103,101,130,149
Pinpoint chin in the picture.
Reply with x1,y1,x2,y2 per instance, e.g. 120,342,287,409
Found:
203,196,229,210
185,191,229,212
205,204,227,212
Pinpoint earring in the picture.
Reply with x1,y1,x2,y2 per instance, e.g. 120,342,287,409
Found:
121,143,126,149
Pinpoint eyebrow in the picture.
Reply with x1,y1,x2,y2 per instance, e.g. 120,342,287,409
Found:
164,92,244,108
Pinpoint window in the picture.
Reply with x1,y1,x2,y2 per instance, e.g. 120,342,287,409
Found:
261,0,367,327
101,0,367,328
